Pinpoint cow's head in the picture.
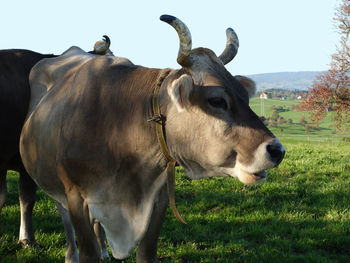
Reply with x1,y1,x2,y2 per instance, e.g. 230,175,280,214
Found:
161,15,285,184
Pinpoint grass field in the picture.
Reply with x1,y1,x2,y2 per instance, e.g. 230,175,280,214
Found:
1,140,350,262
1,98,350,262
249,98,336,136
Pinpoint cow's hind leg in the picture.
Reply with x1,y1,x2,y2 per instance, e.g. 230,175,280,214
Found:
18,166,38,248
66,186,100,263
94,221,109,260
56,202,79,263
57,202,109,262
0,168,8,236
136,184,168,263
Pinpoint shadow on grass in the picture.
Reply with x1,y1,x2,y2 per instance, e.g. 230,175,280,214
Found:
161,179,350,262
2,168,350,262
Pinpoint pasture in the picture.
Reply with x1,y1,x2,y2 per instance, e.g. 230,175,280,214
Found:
1,98,350,262
249,98,336,136
1,139,350,262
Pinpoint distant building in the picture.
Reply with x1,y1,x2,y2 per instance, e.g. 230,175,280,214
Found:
260,92,268,99
297,96,302,100
279,95,287,100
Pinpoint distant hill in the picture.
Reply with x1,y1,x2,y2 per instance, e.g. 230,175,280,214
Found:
248,71,324,91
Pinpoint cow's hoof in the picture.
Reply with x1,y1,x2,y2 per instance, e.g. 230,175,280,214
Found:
18,239,41,249
65,251,79,263
101,250,110,261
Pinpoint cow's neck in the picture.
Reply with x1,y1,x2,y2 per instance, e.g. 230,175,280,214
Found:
148,68,187,224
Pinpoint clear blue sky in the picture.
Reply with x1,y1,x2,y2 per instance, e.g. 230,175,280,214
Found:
1,0,339,75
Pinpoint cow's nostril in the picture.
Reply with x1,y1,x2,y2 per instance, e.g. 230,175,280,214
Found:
266,143,285,166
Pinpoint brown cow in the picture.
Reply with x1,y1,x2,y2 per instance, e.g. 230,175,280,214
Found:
20,15,285,262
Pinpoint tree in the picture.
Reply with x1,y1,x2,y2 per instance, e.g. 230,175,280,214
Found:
270,109,280,120
305,125,311,134
299,114,307,125
268,119,277,127
297,0,350,131
277,116,286,125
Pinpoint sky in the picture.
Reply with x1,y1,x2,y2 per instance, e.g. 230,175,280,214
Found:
0,0,340,75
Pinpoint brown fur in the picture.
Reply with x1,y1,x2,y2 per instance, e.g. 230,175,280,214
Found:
20,44,283,262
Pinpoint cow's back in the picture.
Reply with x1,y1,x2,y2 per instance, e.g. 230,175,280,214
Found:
22,49,138,203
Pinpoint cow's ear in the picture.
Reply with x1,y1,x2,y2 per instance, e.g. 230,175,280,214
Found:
168,74,193,112
235,75,256,98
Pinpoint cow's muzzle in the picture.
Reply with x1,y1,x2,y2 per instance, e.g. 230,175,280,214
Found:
266,140,285,167
232,138,285,185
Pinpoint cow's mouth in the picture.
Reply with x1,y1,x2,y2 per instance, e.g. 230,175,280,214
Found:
237,169,267,185
252,171,267,179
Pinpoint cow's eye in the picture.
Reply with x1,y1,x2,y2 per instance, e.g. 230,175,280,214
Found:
207,97,228,110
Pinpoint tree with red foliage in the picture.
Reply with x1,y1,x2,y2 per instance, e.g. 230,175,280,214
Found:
298,0,350,131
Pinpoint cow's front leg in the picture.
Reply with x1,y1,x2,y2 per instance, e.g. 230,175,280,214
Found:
0,168,7,236
136,184,168,263
18,167,38,248
66,186,100,263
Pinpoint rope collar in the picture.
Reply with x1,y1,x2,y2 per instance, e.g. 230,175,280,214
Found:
148,69,187,224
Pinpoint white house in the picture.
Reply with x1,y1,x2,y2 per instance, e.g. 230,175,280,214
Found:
260,92,268,99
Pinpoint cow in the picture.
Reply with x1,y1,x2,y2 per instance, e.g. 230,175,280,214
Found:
0,36,111,260
0,49,55,247
20,15,285,262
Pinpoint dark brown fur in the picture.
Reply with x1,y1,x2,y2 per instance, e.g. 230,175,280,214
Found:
0,49,54,245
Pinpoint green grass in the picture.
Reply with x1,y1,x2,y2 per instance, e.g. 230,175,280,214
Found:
1,141,350,262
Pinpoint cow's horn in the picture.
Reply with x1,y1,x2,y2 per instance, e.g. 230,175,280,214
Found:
93,35,111,55
160,15,192,67
102,35,111,49
218,28,239,65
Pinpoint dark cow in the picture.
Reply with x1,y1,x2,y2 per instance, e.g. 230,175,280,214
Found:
20,15,285,262
0,49,55,246
0,37,111,260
